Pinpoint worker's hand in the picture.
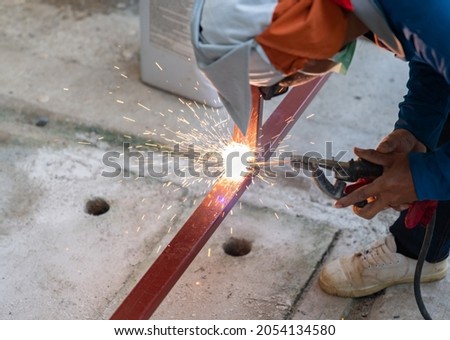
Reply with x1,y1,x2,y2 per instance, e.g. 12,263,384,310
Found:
335,129,425,219
375,129,426,211
376,128,426,154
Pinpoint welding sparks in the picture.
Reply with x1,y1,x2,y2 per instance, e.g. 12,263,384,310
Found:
151,104,261,188
138,102,151,111
87,89,284,243
123,116,136,123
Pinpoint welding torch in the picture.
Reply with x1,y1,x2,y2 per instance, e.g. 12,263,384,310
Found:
290,154,437,228
290,155,383,204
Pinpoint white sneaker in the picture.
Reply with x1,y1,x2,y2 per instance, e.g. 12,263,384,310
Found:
319,234,448,298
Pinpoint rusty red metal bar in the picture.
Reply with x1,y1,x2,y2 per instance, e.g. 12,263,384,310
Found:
111,76,329,320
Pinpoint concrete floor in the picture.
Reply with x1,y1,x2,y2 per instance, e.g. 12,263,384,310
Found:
1,0,449,320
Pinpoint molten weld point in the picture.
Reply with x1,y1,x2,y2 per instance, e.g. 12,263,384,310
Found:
221,142,254,181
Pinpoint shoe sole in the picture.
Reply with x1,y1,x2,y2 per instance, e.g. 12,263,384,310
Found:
318,265,448,298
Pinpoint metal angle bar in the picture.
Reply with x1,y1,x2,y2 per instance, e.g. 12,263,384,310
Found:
110,77,328,320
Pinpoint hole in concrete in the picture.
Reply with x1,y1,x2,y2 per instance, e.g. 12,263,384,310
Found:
35,116,49,127
85,198,110,216
222,237,252,257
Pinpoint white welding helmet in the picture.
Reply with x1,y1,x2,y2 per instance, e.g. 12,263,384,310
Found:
191,0,356,133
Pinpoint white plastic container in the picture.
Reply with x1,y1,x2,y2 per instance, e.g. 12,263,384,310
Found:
139,0,222,107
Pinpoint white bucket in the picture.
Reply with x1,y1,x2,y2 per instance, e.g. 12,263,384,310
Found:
139,0,222,107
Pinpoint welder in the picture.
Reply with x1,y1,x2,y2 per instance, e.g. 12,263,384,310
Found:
191,0,450,299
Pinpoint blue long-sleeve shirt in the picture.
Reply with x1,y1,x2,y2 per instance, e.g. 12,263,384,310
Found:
376,0,450,200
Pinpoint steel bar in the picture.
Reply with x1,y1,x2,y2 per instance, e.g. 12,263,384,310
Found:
111,76,328,320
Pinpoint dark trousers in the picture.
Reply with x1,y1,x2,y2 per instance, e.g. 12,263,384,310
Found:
391,118,450,262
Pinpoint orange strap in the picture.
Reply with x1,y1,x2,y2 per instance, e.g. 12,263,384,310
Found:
255,0,349,75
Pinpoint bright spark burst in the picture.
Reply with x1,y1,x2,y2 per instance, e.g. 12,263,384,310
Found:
156,104,258,187
92,88,293,246
221,142,253,181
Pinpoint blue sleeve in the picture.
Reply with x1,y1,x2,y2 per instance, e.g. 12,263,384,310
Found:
395,61,450,149
409,146,450,200
394,61,450,200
